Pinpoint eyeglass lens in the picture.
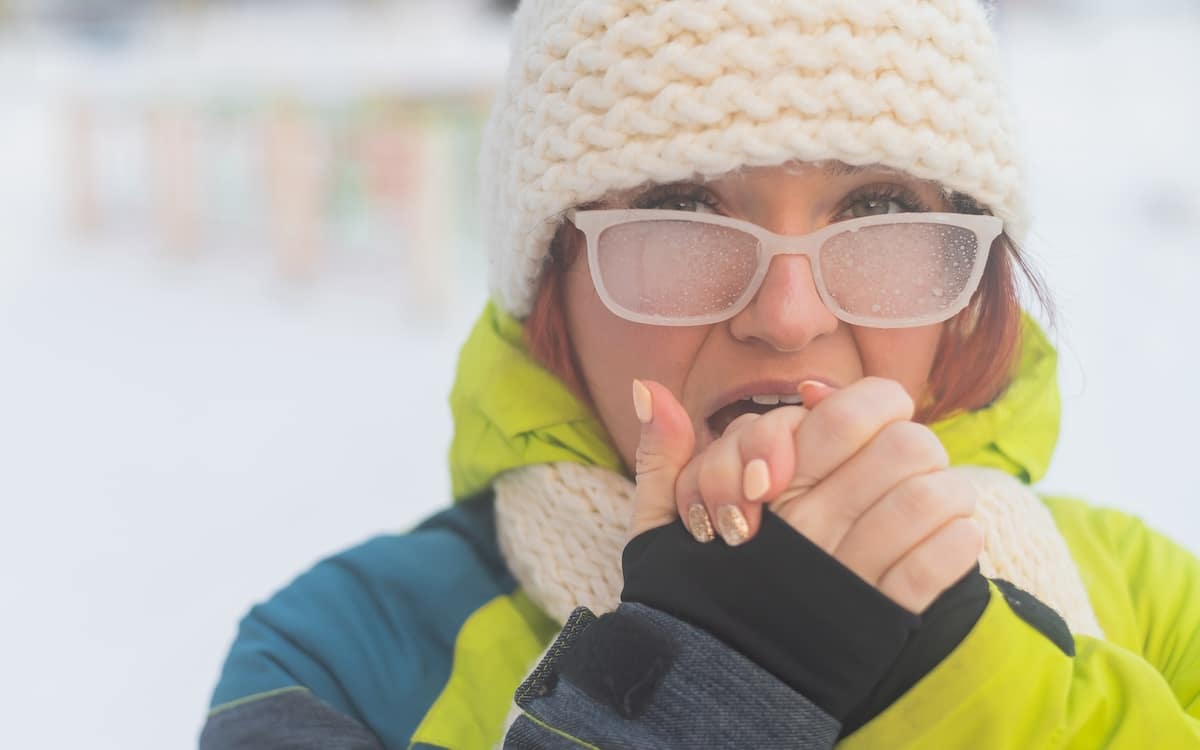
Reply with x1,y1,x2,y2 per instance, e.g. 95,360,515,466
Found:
594,219,980,324
819,223,979,321
595,219,759,318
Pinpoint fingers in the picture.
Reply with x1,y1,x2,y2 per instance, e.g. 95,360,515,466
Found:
789,377,915,490
698,423,762,546
833,470,976,588
675,427,756,545
775,420,949,554
729,381,831,509
653,373,976,616
722,405,807,502
796,379,837,410
675,405,807,545
630,379,696,540
877,515,984,613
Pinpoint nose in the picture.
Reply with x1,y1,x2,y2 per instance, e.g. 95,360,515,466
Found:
727,253,839,351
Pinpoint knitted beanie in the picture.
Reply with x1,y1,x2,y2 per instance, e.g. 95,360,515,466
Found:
479,0,1025,319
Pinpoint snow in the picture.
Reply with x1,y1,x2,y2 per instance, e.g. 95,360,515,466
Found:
0,5,1197,749
1000,13,1200,543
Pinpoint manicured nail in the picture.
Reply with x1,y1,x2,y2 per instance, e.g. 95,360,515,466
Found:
686,503,715,543
715,505,750,546
742,458,771,501
797,380,832,404
632,379,652,424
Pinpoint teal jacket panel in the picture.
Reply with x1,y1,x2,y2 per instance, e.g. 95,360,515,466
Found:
208,493,509,750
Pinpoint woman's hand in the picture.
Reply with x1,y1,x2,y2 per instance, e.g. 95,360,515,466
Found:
629,377,982,614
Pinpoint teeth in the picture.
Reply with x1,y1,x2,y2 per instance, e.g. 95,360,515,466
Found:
741,393,805,407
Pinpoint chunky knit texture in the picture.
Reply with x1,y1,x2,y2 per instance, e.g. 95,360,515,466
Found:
494,462,1103,639
481,0,1026,317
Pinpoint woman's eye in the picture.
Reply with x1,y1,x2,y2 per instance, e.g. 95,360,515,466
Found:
653,197,717,213
841,198,906,219
634,187,720,213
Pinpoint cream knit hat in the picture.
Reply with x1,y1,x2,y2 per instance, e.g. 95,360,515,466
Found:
480,0,1025,319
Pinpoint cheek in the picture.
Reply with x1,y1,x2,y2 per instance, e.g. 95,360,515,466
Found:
564,267,704,466
851,324,944,400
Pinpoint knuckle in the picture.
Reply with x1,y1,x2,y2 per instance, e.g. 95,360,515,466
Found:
755,403,797,436
862,376,915,417
775,501,821,543
897,550,941,603
893,471,972,522
634,443,666,477
902,520,983,600
673,462,701,504
892,473,942,520
696,447,736,502
879,421,948,469
814,397,864,443
724,412,760,436
885,515,982,613
746,408,796,454
696,452,721,493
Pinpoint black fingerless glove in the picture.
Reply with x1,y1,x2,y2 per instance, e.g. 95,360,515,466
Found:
621,511,988,736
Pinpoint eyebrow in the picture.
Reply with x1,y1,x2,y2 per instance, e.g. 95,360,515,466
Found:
819,161,878,177
596,161,916,210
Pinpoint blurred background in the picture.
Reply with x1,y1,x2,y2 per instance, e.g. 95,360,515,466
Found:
0,1,1197,747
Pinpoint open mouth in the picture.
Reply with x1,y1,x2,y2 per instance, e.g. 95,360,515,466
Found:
706,393,805,438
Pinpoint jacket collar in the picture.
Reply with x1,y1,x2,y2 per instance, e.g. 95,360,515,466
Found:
449,302,1059,500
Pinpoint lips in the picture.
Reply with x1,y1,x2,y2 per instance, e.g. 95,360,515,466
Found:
702,378,834,439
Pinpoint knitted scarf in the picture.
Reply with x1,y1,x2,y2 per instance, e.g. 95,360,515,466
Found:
449,303,1103,639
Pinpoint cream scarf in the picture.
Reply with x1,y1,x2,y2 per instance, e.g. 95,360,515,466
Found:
493,461,1104,639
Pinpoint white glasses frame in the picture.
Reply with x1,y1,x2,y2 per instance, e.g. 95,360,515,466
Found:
566,209,1004,329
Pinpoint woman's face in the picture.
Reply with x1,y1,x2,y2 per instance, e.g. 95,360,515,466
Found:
562,162,952,470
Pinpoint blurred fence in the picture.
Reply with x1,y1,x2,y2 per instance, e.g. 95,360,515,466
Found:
9,0,508,314
67,92,490,304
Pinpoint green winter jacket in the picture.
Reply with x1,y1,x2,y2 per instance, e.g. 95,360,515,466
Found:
205,302,1200,749
442,302,1200,748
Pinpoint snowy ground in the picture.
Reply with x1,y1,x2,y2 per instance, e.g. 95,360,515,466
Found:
0,7,1198,750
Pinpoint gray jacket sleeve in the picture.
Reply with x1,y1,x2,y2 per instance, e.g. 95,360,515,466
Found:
503,603,840,750
200,687,385,750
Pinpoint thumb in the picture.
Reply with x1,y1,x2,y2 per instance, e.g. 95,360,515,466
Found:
629,379,695,539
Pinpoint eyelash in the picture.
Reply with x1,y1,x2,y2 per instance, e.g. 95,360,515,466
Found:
835,183,929,217
632,184,721,212
630,182,931,215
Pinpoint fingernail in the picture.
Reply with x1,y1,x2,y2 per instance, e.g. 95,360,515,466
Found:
632,379,652,424
686,503,715,543
797,380,832,404
715,505,750,546
742,459,770,501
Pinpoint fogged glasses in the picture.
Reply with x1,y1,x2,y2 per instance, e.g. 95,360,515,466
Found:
567,209,1003,329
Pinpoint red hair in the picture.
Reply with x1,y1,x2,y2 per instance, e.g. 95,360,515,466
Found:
524,217,1052,425
524,239,592,402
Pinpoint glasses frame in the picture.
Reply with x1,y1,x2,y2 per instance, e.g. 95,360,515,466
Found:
567,208,1004,329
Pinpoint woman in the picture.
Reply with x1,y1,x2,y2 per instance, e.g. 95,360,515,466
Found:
200,0,1200,747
